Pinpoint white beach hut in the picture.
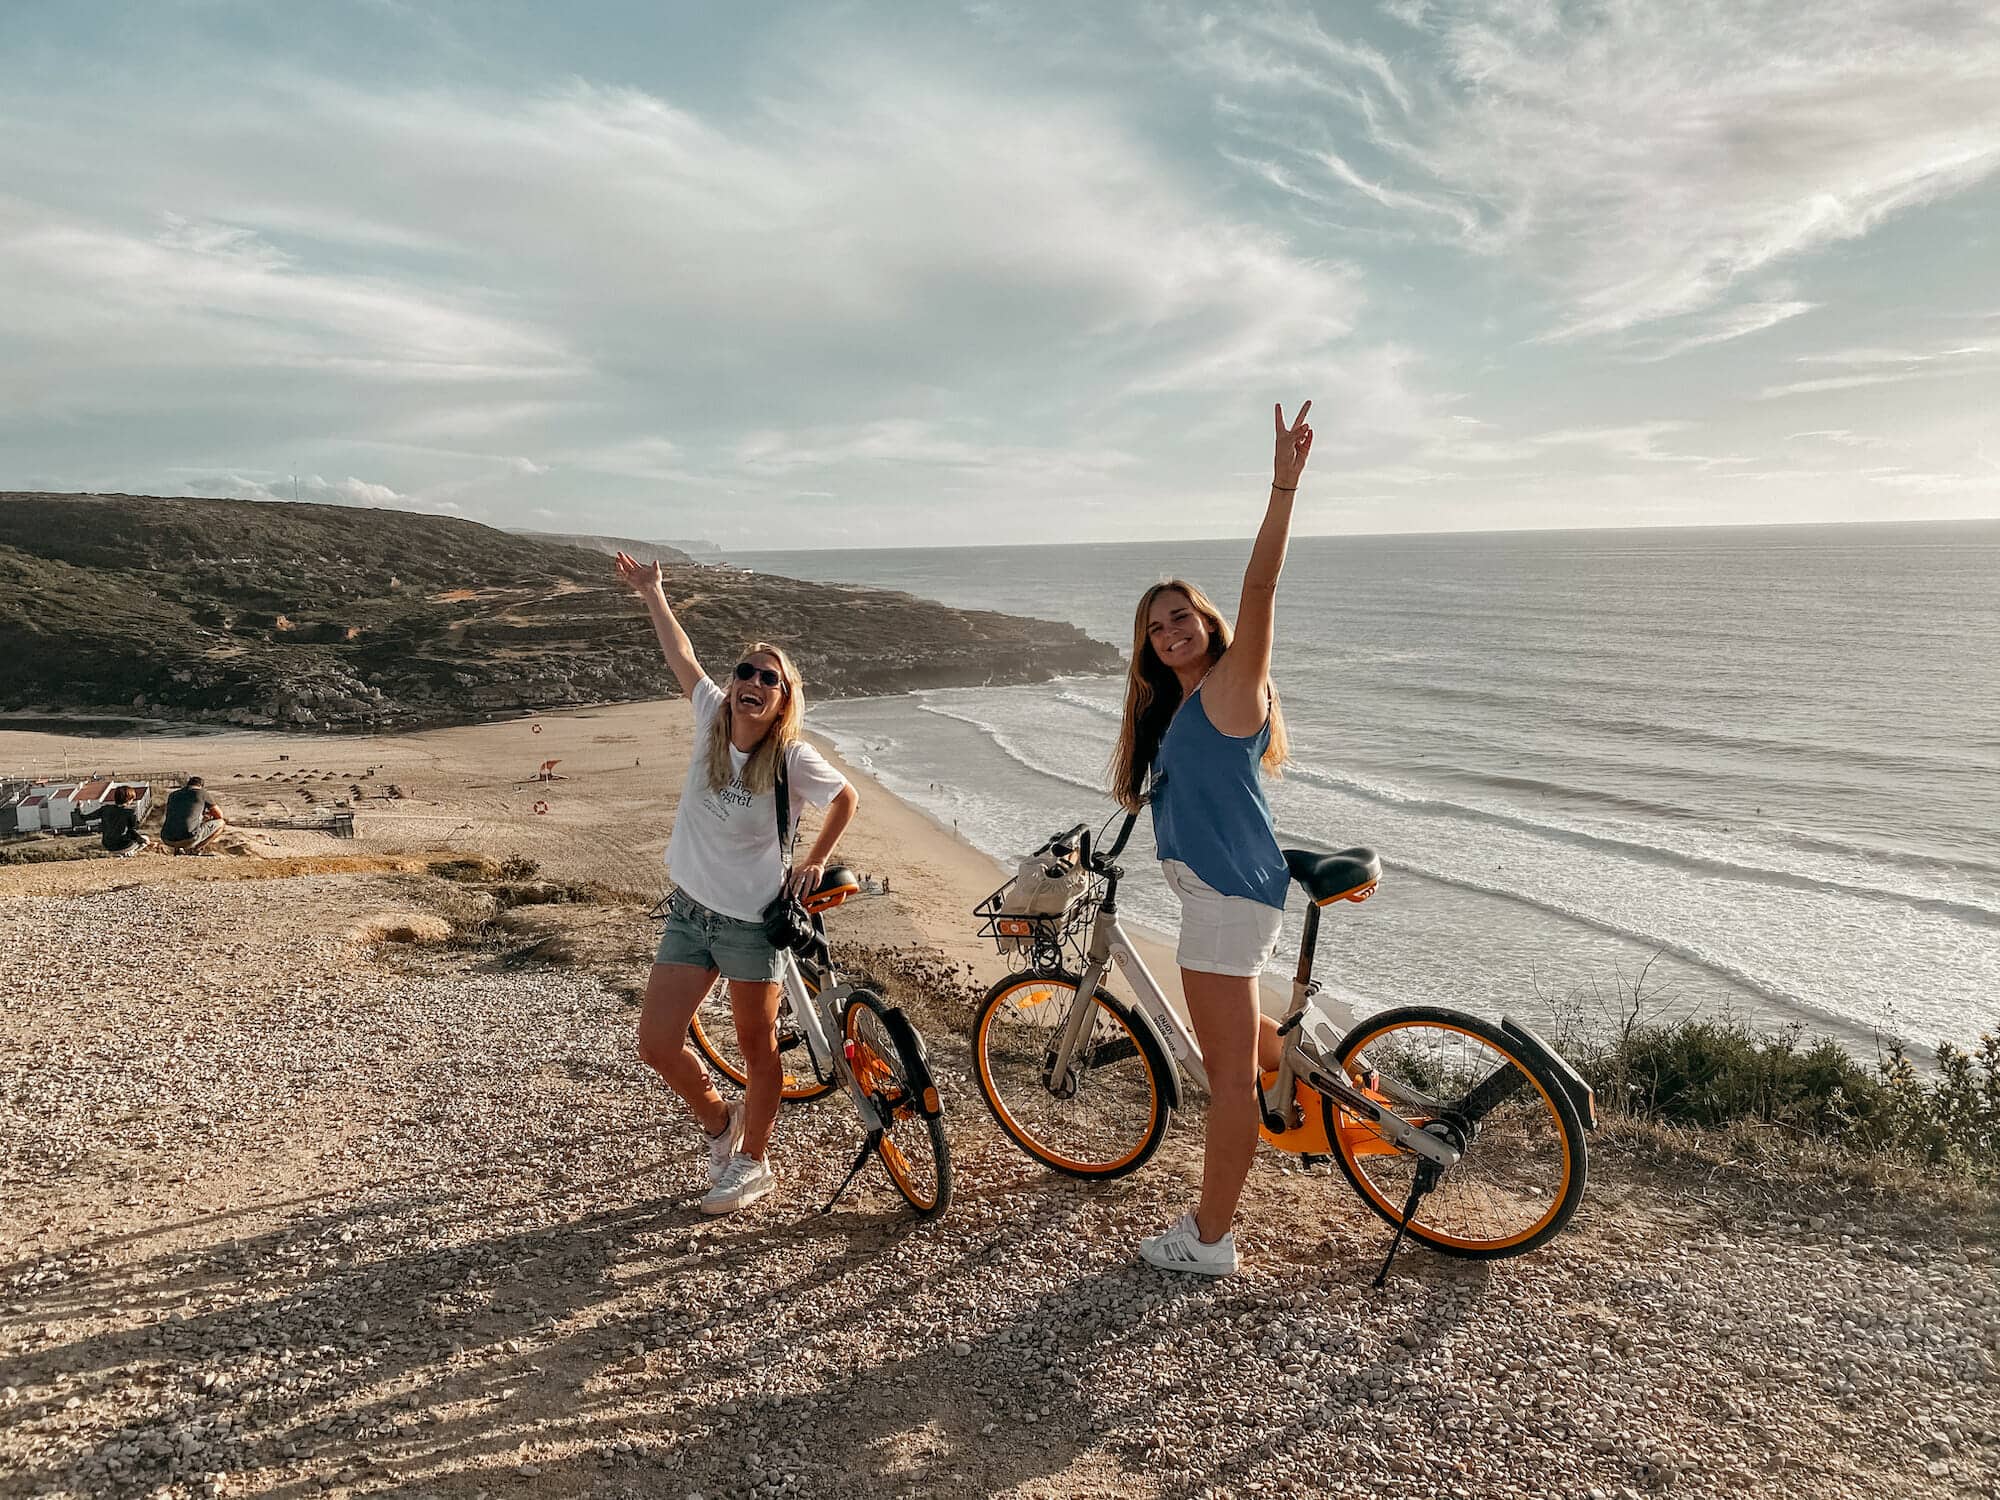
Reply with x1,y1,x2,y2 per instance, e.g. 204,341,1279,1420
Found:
13,790,49,833
43,785,84,831
0,782,29,837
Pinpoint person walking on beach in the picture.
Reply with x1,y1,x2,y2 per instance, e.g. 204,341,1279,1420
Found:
615,550,859,1215
84,785,149,857
1108,400,1313,1277
160,776,226,855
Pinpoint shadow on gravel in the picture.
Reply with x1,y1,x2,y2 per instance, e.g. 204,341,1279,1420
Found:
5,1147,692,1494
11,1128,1126,1496
11,1110,1530,1500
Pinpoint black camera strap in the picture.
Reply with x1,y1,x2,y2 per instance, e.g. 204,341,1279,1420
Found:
773,742,799,874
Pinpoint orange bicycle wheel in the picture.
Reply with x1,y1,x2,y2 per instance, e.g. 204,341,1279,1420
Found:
972,972,1173,1180
842,992,951,1219
1322,1006,1585,1259
689,973,836,1103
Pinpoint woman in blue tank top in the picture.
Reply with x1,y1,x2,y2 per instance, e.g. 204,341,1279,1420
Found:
1108,400,1314,1278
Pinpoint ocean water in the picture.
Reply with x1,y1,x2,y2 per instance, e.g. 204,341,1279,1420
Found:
737,523,2000,1050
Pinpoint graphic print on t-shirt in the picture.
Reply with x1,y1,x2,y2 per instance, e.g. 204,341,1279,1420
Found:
663,677,849,922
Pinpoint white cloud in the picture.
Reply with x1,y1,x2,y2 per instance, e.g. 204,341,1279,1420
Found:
1757,371,1933,399
1624,300,1819,361
0,206,581,385
1756,331,1999,396
0,6,1992,539
0,48,1385,533
179,472,460,512
1788,429,1902,451
733,419,1141,486
566,438,687,482
1795,343,1994,366
1182,0,2000,341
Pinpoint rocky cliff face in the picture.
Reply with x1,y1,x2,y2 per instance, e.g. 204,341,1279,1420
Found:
2,493,1118,729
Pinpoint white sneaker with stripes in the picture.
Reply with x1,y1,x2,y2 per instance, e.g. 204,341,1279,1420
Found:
1138,1212,1238,1277
704,1100,744,1187
701,1152,776,1215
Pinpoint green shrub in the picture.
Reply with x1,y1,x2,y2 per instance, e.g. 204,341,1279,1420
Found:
1566,1011,1997,1182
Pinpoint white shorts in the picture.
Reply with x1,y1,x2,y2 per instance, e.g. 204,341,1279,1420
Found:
1161,859,1284,978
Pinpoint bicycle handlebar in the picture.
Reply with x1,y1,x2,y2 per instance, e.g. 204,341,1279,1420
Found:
1035,811,1140,875
1100,809,1140,863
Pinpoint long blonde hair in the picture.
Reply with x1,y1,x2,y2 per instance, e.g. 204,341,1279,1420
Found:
703,642,805,794
1108,579,1288,811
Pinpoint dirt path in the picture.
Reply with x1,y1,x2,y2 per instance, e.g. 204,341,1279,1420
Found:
3,869,1996,1500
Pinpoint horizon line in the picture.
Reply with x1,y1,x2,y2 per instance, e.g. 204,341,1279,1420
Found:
732,513,2000,555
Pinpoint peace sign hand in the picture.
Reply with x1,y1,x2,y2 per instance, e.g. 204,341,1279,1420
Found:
1274,400,1314,488
613,549,666,600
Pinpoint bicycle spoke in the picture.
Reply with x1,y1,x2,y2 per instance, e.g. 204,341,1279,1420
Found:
1332,1014,1579,1256
976,976,1166,1177
691,974,832,1102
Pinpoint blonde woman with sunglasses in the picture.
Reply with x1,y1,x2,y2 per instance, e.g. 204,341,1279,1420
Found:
615,551,859,1214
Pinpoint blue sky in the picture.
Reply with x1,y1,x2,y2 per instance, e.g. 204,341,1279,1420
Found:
2,1,1996,546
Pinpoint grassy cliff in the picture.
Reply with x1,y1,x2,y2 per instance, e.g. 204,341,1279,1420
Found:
1,492,1118,728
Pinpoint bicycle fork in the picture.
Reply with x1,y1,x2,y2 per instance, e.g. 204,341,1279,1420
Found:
1045,943,1116,1098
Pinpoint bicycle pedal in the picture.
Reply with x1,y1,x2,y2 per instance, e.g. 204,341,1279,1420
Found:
776,1028,805,1053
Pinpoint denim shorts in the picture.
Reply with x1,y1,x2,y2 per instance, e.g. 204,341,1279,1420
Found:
655,890,786,984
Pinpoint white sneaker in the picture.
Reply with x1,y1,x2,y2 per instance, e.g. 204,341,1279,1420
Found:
700,1152,776,1215
1139,1212,1239,1277
704,1101,743,1186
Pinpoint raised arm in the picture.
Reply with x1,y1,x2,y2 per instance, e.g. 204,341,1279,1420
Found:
615,550,705,698
1207,400,1313,734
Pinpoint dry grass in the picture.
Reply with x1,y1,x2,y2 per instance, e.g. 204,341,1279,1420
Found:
173,852,448,880
1594,1112,2000,1231
344,911,455,946
0,848,475,899
0,838,98,866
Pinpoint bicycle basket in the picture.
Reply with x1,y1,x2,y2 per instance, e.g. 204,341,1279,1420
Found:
975,853,1098,971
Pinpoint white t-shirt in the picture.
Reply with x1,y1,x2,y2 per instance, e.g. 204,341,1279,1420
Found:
664,676,849,922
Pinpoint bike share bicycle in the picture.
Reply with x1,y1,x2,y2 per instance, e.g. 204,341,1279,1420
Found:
671,868,953,1220
972,810,1594,1282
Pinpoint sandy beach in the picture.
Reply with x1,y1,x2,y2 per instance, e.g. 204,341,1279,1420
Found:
0,699,1210,1022
3,707,1997,1500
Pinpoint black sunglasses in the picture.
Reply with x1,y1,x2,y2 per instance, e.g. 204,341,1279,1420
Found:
734,661,785,690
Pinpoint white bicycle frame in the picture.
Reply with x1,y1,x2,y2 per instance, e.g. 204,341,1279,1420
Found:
1050,896,1462,1170
772,946,896,1135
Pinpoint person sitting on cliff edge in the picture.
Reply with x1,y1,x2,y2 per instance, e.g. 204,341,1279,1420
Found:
160,776,227,855
84,785,150,858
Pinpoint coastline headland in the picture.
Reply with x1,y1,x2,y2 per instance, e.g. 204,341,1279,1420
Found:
0,491,1118,731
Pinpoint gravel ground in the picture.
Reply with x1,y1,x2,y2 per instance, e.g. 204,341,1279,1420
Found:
3,872,1998,1500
